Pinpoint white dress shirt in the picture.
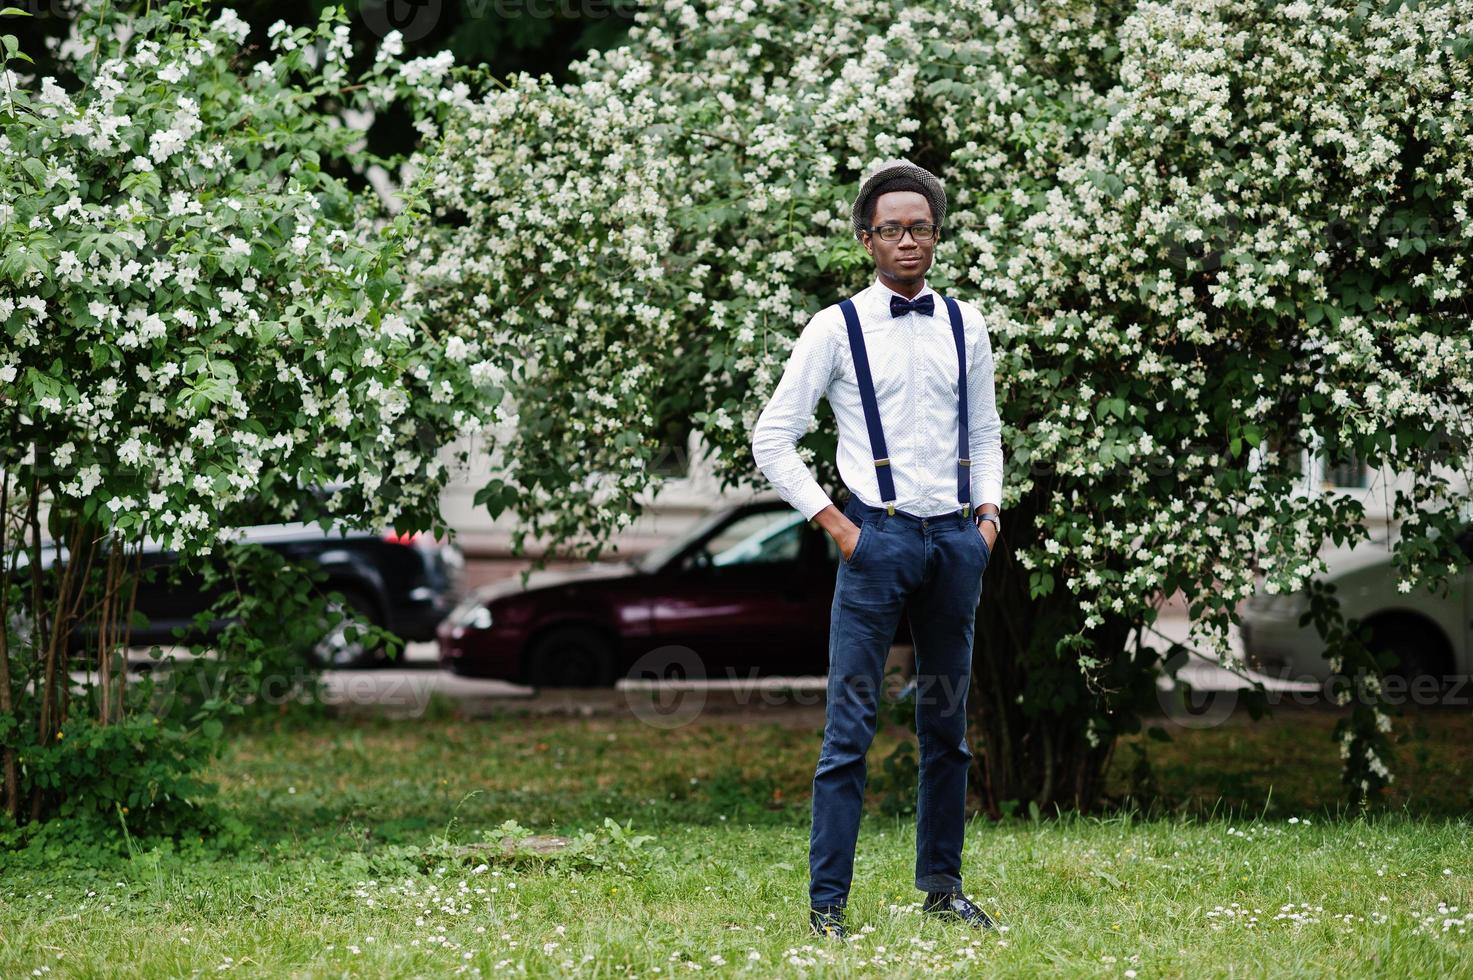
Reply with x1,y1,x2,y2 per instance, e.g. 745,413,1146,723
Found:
752,278,1005,521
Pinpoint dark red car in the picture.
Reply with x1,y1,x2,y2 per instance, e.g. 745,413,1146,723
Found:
439,499,867,686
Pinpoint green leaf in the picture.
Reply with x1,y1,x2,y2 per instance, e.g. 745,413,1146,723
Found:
474,480,514,519
19,156,45,186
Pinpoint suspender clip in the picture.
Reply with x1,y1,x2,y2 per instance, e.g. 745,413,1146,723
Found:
886,503,895,516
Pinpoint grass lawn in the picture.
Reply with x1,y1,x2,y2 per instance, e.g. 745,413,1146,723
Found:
1,703,1471,977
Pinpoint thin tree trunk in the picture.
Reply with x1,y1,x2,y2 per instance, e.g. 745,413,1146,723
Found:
31,512,103,822
117,544,143,720
967,488,1124,815
96,541,116,725
25,485,44,824
25,485,44,698
58,522,101,729
0,468,18,820
97,541,129,726
37,516,79,746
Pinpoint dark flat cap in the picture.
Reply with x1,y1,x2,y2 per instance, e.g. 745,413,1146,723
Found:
851,158,947,241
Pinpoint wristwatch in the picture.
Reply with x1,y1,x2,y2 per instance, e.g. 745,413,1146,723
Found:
974,511,1001,535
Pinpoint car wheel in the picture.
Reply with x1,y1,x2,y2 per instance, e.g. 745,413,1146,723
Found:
525,626,618,688
1367,618,1453,691
309,588,387,670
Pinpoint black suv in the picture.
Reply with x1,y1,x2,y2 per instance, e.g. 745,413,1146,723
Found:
23,522,462,669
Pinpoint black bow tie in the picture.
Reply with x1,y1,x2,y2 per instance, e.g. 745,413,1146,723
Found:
890,294,935,318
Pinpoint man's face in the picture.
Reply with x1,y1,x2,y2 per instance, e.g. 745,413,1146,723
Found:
861,190,937,291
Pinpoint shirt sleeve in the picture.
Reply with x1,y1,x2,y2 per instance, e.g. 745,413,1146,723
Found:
964,303,1005,510
751,310,840,521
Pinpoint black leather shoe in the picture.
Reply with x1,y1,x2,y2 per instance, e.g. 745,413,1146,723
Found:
922,891,996,929
810,905,847,939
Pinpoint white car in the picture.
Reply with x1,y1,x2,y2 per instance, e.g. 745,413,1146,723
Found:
1240,527,1473,689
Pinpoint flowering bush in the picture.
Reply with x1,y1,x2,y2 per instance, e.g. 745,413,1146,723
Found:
0,2,494,829
405,0,1473,808
3,3,493,550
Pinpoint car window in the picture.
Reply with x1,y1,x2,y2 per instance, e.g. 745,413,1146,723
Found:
705,511,805,567
637,509,735,573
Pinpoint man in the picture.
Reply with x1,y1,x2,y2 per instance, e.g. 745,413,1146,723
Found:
750,159,1004,939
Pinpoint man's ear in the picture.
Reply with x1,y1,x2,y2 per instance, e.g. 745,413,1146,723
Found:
861,232,873,256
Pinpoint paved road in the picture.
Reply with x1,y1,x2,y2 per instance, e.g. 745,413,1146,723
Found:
1146,615,1318,694
101,552,1313,722
321,640,834,722
304,609,1313,722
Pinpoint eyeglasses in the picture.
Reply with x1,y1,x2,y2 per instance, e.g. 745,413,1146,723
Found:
865,222,940,243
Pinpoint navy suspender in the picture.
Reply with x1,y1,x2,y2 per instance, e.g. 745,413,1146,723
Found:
838,295,972,518
943,296,972,517
839,298,897,513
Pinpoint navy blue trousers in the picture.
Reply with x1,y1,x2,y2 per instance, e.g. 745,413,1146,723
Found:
809,495,990,908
